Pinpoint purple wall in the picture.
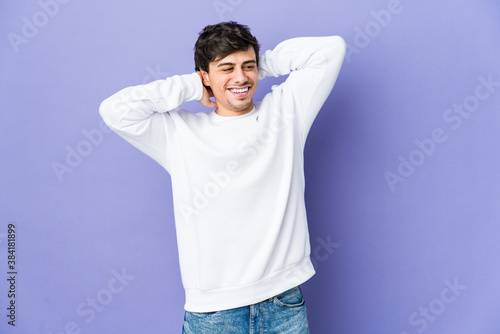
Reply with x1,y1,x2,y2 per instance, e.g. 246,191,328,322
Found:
1,0,500,333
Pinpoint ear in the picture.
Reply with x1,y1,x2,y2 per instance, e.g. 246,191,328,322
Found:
199,68,211,87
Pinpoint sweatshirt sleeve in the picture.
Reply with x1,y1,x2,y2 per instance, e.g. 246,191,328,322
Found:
258,36,346,141
99,72,203,169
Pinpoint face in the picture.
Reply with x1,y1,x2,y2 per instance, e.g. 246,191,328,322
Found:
200,46,258,117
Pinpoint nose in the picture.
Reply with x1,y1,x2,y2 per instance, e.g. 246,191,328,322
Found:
233,66,248,83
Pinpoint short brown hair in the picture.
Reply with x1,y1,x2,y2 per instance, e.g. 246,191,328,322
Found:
194,21,260,72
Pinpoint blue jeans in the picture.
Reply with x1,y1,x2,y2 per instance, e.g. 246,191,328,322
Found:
182,286,310,333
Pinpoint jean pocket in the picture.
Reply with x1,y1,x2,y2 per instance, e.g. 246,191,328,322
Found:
273,286,305,308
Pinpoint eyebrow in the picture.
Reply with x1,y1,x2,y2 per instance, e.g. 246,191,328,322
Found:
216,60,257,68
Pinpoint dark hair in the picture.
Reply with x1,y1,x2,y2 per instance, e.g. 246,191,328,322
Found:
194,21,260,72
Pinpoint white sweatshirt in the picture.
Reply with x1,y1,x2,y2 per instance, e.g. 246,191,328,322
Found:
99,36,346,312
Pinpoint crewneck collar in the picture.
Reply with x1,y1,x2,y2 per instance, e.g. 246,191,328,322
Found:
210,108,257,122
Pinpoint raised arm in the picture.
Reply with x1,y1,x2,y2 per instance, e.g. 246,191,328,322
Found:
258,36,346,138
99,73,203,169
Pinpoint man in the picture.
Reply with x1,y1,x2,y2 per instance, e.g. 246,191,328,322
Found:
100,21,345,333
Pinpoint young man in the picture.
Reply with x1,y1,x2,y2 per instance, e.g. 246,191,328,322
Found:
100,22,345,333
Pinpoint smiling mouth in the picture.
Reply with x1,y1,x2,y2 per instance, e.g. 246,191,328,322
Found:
229,87,249,93
228,86,252,99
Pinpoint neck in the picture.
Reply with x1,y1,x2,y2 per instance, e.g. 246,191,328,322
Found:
215,104,254,117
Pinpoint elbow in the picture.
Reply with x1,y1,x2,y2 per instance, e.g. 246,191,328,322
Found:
99,97,115,127
325,36,347,66
98,102,104,120
99,98,110,119
331,36,347,55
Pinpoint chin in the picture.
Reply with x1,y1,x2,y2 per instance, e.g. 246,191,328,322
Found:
231,101,253,112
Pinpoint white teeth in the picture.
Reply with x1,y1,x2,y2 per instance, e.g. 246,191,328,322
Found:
230,87,249,93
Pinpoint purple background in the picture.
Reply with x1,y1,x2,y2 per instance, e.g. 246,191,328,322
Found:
1,0,500,333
